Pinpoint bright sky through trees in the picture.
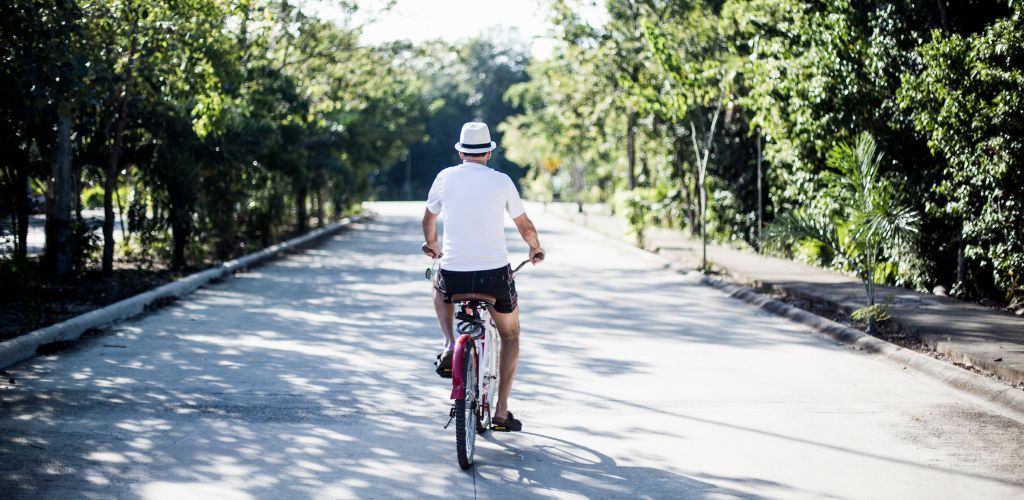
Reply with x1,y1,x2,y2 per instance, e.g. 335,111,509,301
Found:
304,0,603,59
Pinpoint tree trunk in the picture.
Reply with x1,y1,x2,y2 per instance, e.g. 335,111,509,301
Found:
14,163,30,261
215,193,236,261
672,134,693,230
72,158,83,221
169,203,189,270
103,114,125,274
46,111,74,275
688,162,698,232
315,185,325,228
102,26,139,275
116,169,130,245
756,129,763,252
936,0,949,31
626,110,637,190
403,148,412,200
956,225,966,287
296,183,308,233
700,167,707,271
332,183,345,219
864,245,879,335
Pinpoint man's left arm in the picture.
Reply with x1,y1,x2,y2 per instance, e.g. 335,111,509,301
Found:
513,213,544,264
505,177,544,264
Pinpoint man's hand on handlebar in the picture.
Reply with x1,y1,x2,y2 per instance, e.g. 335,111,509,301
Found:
422,241,442,259
529,246,545,265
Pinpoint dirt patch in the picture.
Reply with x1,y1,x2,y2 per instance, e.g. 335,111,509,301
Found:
760,285,1024,393
0,260,191,343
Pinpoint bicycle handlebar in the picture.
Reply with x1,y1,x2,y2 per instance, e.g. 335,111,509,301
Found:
426,252,543,281
512,252,544,274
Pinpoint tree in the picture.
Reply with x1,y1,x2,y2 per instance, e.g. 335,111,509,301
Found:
1,0,432,275
771,133,920,333
0,0,85,273
899,2,1024,299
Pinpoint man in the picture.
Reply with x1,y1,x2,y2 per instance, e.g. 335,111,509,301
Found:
421,121,544,432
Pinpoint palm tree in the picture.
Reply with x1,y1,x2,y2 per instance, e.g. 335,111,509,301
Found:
772,133,920,334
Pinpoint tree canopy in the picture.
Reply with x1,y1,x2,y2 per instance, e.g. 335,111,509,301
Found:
500,0,1023,304
2,0,1022,308
1,0,428,274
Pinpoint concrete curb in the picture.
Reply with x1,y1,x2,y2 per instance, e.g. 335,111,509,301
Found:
701,275,1024,422
0,217,363,370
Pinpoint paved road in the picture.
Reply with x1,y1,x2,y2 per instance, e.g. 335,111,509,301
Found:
2,202,1023,499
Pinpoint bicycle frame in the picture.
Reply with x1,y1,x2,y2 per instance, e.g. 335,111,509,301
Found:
450,301,499,419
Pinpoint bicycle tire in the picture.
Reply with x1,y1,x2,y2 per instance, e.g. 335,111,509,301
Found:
455,343,478,470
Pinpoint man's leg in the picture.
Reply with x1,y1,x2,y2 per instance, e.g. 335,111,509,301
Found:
489,306,520,421
433,280,455,350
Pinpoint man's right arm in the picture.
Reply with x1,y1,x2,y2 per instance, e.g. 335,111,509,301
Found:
422,208,442,258
423,171,444,259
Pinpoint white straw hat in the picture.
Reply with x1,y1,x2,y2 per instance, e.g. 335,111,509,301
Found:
454,122,497,154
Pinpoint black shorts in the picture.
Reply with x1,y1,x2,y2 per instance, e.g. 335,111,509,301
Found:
437,264,518,314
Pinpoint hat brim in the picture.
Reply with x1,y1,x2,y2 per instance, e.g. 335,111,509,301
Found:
455,142,496,154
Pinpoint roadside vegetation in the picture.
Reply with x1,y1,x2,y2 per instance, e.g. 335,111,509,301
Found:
0,0,434,337
2,1,1023,339
0,0,535,339
1,0,428,277
501,0,1024,311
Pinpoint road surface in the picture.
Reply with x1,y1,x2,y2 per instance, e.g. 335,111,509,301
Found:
1,202,1022,499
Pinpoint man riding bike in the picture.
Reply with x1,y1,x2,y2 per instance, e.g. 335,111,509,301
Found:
421,121,544,432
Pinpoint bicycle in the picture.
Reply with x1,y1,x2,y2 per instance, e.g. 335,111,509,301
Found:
429,257,537,470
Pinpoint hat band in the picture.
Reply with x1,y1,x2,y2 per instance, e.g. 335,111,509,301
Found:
460,142,492,149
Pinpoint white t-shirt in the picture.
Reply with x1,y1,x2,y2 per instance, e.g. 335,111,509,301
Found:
426,162,526,271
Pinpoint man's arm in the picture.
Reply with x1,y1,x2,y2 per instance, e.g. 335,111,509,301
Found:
422,208,442,258
513,213,545,264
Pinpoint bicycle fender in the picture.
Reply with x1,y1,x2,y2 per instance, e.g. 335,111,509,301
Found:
450,334,474,400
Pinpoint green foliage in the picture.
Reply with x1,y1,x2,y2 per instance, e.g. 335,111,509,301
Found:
770,133,920,310
496,0,1021,303
899,3,1024,295
614,189,658,248
0,0,431,271
3,0,1022,306
851,303,890,323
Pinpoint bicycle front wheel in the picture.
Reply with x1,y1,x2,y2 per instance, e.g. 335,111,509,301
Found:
455,343,478,470
479,332,501,432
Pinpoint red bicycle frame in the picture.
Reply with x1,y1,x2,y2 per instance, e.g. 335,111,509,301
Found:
450,331,475,400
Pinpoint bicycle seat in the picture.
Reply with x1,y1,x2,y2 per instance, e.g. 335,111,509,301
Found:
451,293,496,305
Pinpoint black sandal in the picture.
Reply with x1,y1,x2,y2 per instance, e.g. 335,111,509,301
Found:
434,350,452,378
491,411,522,432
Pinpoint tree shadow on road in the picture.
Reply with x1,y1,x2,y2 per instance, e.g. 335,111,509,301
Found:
0,218,471,499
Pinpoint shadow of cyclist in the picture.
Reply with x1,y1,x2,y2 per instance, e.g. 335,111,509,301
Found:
474,431,782,499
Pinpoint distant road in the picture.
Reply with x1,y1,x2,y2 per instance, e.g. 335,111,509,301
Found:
0,209,122,256
1,201,1021,498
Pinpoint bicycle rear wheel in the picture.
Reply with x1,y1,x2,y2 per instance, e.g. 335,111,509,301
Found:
455,343,478,470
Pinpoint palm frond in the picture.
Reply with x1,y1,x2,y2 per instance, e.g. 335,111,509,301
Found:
858,204,921,248
769,210,848,262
